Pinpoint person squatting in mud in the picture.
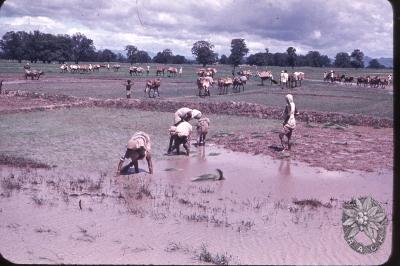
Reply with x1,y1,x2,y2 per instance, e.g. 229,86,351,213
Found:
125,79,132,98
167,107,202,154
117,131,153,175
279,94,299,151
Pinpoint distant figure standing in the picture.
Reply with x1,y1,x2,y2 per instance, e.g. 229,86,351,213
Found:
125,80,132,99
281,70,288,89
117,131,153,175
179,67,183,77
107,63,110,70
146,65,150,76
279,94,298,151
0,80,3,94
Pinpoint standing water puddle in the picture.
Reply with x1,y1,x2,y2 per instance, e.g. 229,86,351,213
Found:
0,145,392,265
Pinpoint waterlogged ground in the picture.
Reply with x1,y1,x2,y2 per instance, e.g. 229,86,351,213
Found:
0,108,393,265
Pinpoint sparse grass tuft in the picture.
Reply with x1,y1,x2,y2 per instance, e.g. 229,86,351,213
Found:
293,198,333,209
1,177,22,191
32,195,45,206
195,244,232,265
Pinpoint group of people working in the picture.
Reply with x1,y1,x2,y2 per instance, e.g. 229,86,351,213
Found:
116,107,210,175
116,94,297,175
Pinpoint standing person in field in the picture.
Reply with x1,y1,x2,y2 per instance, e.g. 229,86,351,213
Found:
0,80,3,94
279,94,299,151
196,116,210,146
179,66,183,77
125,80,132,99
281,70,288,89
146,65,150,76
117,131,153,175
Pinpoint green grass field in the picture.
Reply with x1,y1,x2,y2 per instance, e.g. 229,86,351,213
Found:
0,60,393,118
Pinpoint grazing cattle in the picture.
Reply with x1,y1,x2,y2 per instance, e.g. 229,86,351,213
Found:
167,67,178,77
92,64,101,71
60,64,69,73
69,64,79,73
156,67,166,76
205,67,217,77
237,70,252,79
197,76,213,97
356,76,365,86
256,71,274,85
25,69,44,80
112,64,121,71
197,68,216,77
129,66,144,76
293,72,305,86
145,79,161,98
232,76,247,92
217,77,233,95
343,76,354,85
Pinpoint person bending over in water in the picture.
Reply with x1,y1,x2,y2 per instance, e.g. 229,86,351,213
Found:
168,119,193,156
117,131,153,175
279,94,299,151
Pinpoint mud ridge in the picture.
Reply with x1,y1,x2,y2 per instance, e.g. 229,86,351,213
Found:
1,90,393,128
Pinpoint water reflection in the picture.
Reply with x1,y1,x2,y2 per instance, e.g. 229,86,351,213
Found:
278,158,292,177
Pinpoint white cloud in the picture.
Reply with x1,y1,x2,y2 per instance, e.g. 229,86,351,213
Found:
0,0,393,58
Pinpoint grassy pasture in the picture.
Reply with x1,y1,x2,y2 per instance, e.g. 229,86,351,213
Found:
0,60,393,118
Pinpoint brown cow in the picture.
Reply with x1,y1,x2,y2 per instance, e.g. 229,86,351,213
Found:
217,77,233,95
24,69,44,80
167,67,178,77
156,67,166,76
145,78,161,98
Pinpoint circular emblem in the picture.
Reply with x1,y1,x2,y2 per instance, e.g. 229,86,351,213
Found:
342,196,387,254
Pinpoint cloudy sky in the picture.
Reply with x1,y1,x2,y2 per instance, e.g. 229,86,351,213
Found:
0,0,393,59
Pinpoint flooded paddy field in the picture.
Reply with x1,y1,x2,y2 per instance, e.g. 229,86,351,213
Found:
0,107,393,265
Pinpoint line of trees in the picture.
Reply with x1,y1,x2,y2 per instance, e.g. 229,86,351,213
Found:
0,30,387,69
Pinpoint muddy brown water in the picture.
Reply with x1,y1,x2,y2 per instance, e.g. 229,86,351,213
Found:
0,145,392,265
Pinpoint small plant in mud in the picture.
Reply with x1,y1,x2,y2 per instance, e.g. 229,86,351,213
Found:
32,195,45,206
237,219,255,232
178,198,193,206
0,154,53,169
198,185,214,194
273,199,287,210
292,198,332,209
185,212,209,223
136,182,152,199
195,244,232,265
1,176,22,191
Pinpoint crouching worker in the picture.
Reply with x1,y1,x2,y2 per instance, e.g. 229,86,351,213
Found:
197,117,210,146
117,131,153,175
167,107,202,153
168,120,193,155
279,94,299,151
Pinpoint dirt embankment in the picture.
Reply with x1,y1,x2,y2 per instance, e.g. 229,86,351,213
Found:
0,90,393,128
208,124,393,172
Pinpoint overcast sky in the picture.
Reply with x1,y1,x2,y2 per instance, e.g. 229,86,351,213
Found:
0,0,393,59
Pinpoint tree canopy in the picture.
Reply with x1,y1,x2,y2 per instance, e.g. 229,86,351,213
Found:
191,40,217,67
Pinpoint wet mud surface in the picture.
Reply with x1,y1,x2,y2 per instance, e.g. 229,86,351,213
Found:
0,89,394,264
0,146,393,265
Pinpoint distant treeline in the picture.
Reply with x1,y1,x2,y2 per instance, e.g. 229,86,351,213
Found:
0,30,387,69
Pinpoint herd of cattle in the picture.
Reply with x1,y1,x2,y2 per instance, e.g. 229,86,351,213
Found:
323,72,392,88
21,63,392,98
